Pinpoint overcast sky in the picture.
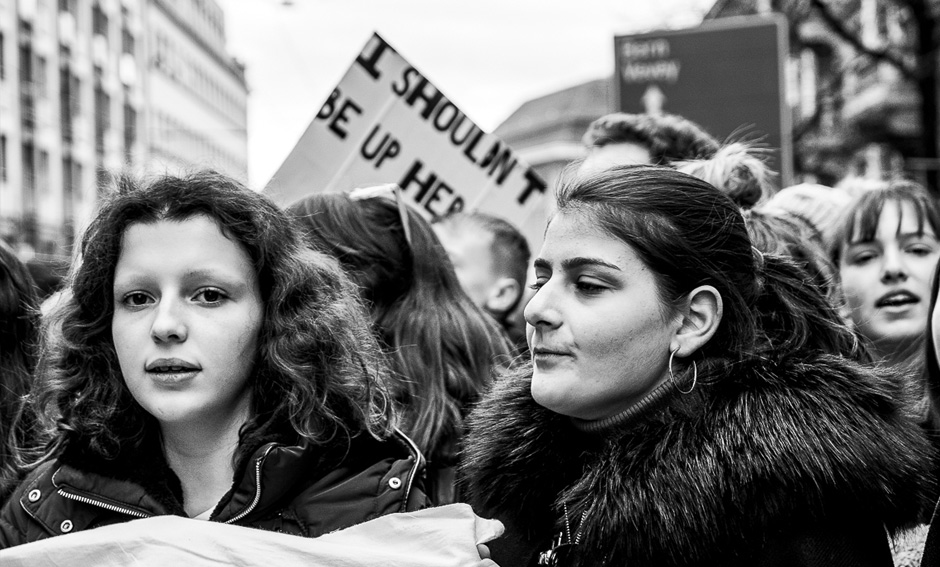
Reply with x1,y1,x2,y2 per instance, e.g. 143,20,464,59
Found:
219,0,716,187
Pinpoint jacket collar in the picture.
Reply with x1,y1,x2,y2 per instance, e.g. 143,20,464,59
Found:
55,434,331,523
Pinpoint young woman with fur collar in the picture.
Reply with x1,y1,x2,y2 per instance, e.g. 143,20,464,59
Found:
462,165,934,567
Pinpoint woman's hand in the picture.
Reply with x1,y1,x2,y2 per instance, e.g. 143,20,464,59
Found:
476,543,500,566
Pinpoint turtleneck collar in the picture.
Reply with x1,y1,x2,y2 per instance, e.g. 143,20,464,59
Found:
570,378,679,433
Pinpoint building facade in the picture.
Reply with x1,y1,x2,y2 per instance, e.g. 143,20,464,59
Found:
494,78,610,193
144,0,247,180
0,0,247,262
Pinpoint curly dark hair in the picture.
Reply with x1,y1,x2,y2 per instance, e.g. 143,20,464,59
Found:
0,239,40,498
21,170,393,470
581,112,720,166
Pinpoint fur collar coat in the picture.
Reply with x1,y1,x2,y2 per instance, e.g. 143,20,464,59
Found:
462,354,935,567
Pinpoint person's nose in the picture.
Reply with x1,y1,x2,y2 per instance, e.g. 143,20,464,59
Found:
150,298,188,343
880,246,909,284
524,281,562,331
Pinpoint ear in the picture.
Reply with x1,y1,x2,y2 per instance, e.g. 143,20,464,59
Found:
484,277,522,316
670,285,723,358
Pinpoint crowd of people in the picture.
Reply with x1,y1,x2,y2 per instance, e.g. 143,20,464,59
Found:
0,111,939,566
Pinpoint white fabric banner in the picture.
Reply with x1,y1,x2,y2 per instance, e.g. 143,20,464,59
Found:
0,503,504,567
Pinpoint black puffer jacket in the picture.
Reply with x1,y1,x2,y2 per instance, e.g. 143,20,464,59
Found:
0,429,426,548
462,354,935,567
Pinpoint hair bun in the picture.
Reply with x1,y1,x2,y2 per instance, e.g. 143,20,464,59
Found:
676,142,774,209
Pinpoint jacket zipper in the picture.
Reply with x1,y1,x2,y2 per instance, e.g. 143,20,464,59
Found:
393,427,423,511
224,444,274,525
56,488,152,519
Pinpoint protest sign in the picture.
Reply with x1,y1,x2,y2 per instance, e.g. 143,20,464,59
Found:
615,15,791,185
264,33,547,243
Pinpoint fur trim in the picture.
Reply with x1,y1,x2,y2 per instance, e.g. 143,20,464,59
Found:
462,354,935,566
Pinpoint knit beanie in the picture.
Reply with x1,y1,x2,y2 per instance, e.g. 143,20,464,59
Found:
762,183,853,249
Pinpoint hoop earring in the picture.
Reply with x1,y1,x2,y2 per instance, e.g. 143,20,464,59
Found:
669,348,697,395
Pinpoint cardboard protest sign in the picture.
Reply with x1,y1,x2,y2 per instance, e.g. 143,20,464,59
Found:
264,33,547,238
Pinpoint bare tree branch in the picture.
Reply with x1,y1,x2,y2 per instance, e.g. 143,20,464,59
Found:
808,0,916,79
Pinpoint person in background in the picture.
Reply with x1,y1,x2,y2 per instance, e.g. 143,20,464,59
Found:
288,186,511,506
0,171,427,548
674,143,842,307
831,180,940,419
675,141,774,209
744,208,845,315
578,111,720,174
0,240,40,504
763,182,854,253
462,164,932,567
432,211,531,352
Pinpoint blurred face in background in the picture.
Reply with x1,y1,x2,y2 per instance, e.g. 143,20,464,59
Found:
839,200,940,356
433,223,498,310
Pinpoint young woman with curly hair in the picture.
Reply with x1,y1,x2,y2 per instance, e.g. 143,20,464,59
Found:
0,171,426,548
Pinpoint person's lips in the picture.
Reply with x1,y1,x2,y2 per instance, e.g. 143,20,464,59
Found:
531,347,573,368
875,290,919,308
144,358,201,385
145,358,200,372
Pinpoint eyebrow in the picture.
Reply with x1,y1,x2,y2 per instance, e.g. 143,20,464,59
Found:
183,268,243,281
113,268,252,289
848,231,938,245
533,257,622,271
901,231,939,240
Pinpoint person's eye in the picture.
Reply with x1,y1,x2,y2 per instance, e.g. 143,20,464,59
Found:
849,251,877,265
575,278,607,295
194,288,228,305
907,244,936,256
529,273,550,291
121,292,154,308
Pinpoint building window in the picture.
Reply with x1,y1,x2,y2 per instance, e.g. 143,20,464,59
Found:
93,2,109,41
0,135,6,182
95,84,110,154
22,142,36,208
19,42,32,84
72,74,81,115
36,56,47,98
38,150,49,195
123,103,136,163
122,27,135,56
20,43,35,130
60,67,72,143
62,155,76,249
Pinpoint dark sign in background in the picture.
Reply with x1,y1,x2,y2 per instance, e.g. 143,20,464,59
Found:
614,15,791,187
